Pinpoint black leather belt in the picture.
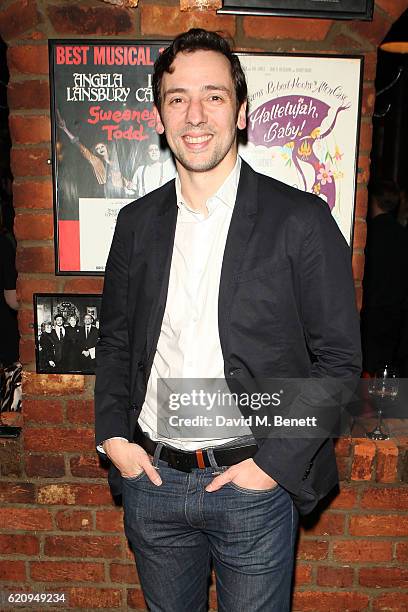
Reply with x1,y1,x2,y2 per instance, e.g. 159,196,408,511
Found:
134,426,258,473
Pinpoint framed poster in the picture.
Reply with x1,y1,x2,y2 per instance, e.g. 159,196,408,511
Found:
218,0,374,19
34,293,102,374
49,40,175,275
238,53,363,245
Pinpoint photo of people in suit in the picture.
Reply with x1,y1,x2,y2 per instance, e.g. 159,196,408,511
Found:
34,294,102,374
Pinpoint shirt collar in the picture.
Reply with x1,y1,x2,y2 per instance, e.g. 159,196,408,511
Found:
175,156,241,217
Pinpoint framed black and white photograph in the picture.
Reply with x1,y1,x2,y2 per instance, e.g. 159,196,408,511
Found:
49,40,174,275
34,293,102,374
218,0,374,20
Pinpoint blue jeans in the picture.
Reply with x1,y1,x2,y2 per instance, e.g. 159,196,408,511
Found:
123,458,298,612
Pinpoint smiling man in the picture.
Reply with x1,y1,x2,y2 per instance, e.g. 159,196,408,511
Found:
95,29,361,612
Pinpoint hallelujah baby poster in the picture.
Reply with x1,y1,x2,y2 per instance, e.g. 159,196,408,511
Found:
238,53,363,244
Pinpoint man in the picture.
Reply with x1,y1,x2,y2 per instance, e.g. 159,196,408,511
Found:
361,180,408,373
50,314,66,371
131,142,175,198
95,29,361,612
79,313,99,372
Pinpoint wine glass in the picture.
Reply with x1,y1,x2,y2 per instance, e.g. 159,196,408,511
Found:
366,365,399,440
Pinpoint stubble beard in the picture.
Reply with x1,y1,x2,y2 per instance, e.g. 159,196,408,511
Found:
171,127,238,174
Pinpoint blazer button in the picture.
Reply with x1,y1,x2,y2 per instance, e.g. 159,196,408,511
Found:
228,368,242,376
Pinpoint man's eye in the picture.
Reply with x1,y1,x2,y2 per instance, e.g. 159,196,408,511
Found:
209,95,223,102
170,97,183,104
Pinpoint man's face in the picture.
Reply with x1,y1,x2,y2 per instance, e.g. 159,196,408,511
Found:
68,316,77,327
84,315,92,326
155,50,246,175
45,323,52,333
148,144,160,162
55,316,63,327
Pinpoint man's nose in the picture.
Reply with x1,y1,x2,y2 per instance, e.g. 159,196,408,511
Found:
186,99,207,126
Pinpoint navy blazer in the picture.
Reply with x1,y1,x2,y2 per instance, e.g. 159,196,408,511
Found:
95,161,361,515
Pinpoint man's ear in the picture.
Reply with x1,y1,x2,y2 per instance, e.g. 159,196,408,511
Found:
153,106,165,135
237,100,247,131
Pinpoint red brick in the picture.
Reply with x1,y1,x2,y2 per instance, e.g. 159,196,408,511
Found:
356,155,370,185
351,439,375,480
352,220,367,251
17,246,54,274
359,121,373,153
44,535,123,558
110,562,139,584
68,588,122,609
297,539,328,561
336,455,352,481
17,308,34,335
360,567,408,588
11,147,51,177
350,9,392,48
31,561,104,582
63,278,104,294
361,84,375,117
22,371,84,395
328,486,357,509
244,16,332,41
96,509,124,533
355,186,368,219
333,539,392,563
350,514,408,536
0,0,42,42
294,563,312,585
70,455,107,478
8,80,49,110
376,0,408,20
0,560,26,581
141,6,235,37
376,441,399,482
8,44,48,75
9,115,50,145
25,453,66,478
317,565,354,587
55,509,93,531
0,534,39,555
0,440,23,478
127,588,147,609
355,284,363,313
334,437,352,457
0,482,35,504
352,252,365,283
364,52,378,82
329,33,365,53
23,399,64,424
373,593,408,612
14,212,53,240
67,399,94,424
361,486,408,510
19,337,35,364
293,591,369,612
396,542,408,563
37,483,111,506
301,512,344,536
13,180,53,210
0,507,52,530
17,276,58,303
24,427,94,452
47,4,132,35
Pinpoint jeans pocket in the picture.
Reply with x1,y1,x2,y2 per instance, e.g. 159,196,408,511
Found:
227,481,280,495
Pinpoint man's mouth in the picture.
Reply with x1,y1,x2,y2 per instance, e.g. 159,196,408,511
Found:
183,134,212,144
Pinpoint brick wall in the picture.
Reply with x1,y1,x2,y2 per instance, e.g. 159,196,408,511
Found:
1,0,408,609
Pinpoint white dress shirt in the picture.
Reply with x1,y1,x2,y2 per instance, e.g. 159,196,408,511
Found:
138,157,252,450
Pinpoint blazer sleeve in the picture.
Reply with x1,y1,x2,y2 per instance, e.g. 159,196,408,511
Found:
253,198,362,495
94,208,132,446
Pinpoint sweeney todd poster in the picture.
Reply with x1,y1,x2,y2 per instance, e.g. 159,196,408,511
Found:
49,41,175,274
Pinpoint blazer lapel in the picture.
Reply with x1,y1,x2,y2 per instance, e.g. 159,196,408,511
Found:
218,161,258,356
145,183,178,366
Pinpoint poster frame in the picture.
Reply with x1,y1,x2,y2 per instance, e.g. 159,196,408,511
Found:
33,292,102,375
218,0,374,19
48,39,168,276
